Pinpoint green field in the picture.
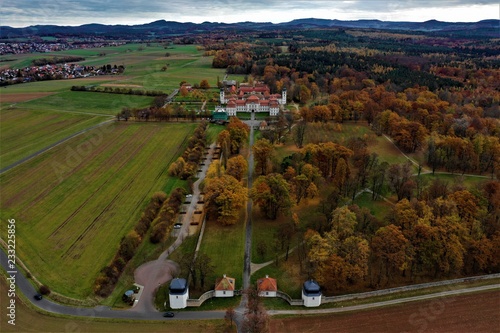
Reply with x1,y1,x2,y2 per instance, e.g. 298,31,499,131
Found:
0,109,109,170
198,217,246,291
18,91,154,115
0,122,196,298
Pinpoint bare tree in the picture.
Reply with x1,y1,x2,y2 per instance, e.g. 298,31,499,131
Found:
293,120,307,148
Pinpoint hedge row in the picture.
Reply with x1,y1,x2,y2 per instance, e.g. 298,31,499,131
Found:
93,192,166,297
71,85,165,97
150,187,186,243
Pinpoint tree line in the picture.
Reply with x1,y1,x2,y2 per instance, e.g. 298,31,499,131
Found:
71,85,164,96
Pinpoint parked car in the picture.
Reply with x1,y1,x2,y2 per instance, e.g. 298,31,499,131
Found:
163,312,175,317
34,294,43,301
173,223,182,229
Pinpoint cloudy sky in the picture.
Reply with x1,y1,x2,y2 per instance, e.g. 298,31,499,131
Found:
2,0,498,27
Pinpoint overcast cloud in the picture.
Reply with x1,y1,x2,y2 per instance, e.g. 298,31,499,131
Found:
2,0,498,27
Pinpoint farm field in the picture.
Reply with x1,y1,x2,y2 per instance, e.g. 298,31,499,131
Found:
0,108,109,170
269,290,500,333
0,122,197,299
17,91,154,115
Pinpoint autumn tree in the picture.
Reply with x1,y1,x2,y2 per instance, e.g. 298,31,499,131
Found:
227,117,250,154
226,155,248,181
250,173,292,220
204,174,247,225
371,225,412,285
387,162,416,201
199,79,210,89
196,253,214,289
293,120,307,148
217,130,231,168
330,206,357,240
253,138,274,176
305,207,369,292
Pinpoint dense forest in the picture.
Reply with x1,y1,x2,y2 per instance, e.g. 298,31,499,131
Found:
205,27,499,293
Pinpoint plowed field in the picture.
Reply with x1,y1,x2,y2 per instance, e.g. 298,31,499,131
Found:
269,290,500,333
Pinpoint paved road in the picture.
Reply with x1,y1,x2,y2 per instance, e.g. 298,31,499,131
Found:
0,249,224,320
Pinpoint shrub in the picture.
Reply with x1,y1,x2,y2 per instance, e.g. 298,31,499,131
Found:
39,285,51,295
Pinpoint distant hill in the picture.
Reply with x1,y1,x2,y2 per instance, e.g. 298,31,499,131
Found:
1,18,498,39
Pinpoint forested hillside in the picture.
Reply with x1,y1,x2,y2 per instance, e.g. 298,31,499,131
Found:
208,27,499,293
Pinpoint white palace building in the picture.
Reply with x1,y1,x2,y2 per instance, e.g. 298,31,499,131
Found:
219,83,286,116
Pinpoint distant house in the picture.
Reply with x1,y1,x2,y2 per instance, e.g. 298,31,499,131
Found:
169,278,189,309
259,120,268,131
257,275,277,297
181,83,193,91
302,280,321,307
215,274,235,297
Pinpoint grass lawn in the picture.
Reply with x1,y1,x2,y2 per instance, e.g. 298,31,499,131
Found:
251,209,301,264
205,123,226,145
198,216,246,291
0,108,109,170
251,251,304,299
352,191,393,220
0,122,196,299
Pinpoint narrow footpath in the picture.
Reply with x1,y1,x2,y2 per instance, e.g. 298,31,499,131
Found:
234,112,257,332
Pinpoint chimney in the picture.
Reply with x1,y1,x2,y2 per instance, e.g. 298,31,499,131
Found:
223,274,226,278
265,275,269,278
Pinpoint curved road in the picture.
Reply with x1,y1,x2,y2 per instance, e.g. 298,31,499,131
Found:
0,250,223,320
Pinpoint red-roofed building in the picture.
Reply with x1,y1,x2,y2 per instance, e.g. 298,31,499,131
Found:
219,82,286,116
215,274,236,297
257,275,277,297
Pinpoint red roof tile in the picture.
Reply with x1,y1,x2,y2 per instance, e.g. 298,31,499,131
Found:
257,276,277,292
